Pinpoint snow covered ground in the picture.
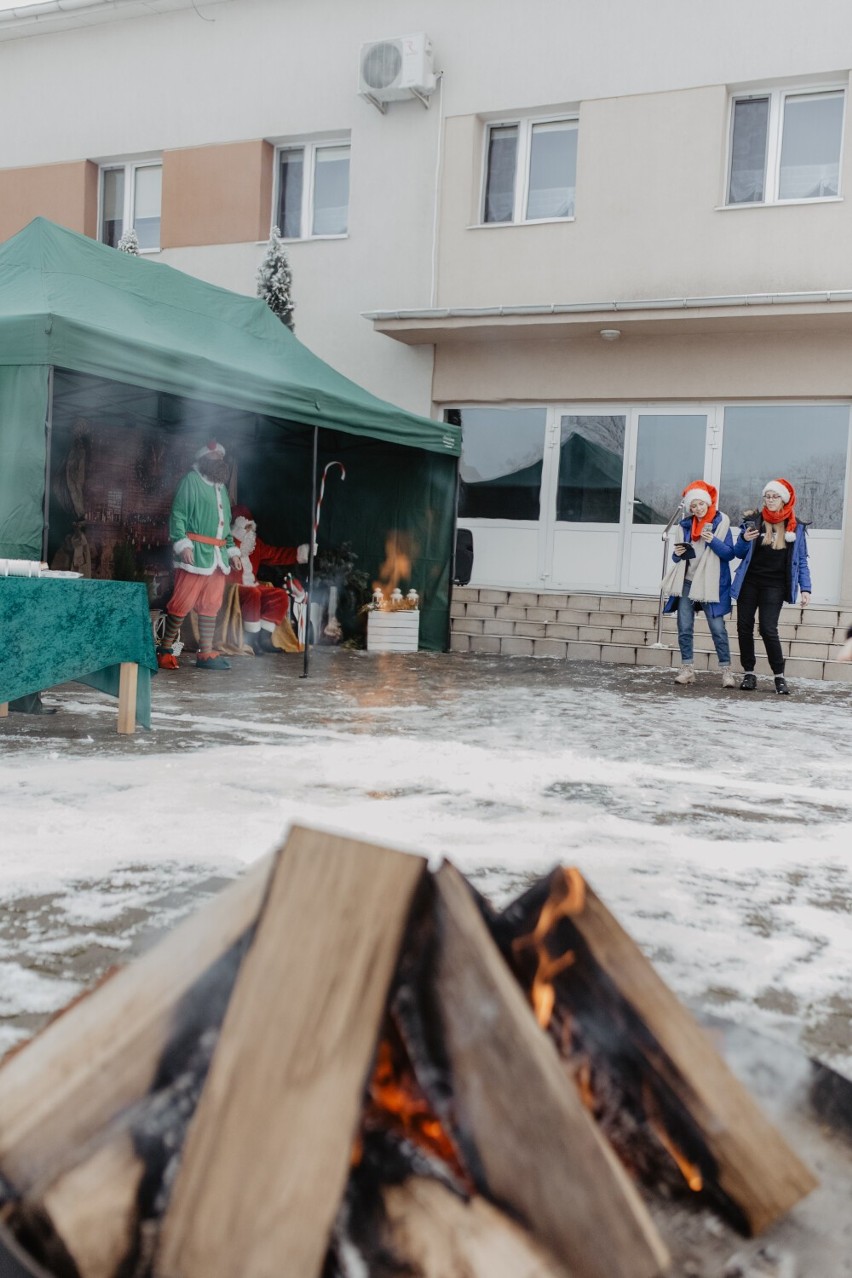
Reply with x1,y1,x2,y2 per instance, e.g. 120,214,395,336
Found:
2,649,852,1077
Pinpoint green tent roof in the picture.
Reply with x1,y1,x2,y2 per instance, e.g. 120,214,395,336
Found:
0,218,460,458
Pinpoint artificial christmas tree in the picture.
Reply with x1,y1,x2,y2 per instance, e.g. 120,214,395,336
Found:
256,226,295,331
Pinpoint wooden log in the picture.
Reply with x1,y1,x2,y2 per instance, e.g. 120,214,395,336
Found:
155,827,427,1278
500,871,819,1235
381,1177,568,1278
9,1131,145,1278
432,862,669,1278
116,662,138,735
0,853,273,1195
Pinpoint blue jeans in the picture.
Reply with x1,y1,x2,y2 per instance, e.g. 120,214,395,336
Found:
676,581,730,665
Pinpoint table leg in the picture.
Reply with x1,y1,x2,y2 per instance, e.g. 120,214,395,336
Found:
117,663,138,735
0,703,7,718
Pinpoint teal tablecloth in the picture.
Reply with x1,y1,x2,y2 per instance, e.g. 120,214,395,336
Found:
0,578,157,728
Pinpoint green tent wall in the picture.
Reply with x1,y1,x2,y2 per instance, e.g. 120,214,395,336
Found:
0,219,461,650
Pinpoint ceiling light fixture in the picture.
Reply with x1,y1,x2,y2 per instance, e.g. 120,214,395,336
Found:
599,328,622,341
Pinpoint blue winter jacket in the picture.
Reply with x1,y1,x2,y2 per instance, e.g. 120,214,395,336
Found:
731,521,811,603
663,512,736,617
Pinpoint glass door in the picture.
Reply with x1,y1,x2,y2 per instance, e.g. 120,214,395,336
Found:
546,412,628,590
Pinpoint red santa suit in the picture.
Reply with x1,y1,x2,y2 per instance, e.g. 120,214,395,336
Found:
230,506,308,634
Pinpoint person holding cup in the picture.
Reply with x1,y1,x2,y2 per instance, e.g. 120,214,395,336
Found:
731,478,811,695
661,481,736,687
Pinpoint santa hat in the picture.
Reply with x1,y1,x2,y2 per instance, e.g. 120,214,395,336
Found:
681,482,716,510
230,505,254,524
195,440,225,461
761,478,797,540
762,479,792,504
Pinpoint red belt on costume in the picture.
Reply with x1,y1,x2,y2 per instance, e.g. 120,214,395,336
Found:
187,532,227,546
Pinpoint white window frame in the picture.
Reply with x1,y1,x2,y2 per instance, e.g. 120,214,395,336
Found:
97,158,162,252
480,114,578,226
273,138,350,241
725,84,846,207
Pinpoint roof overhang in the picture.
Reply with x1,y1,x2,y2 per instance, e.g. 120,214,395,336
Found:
0,0,232,42
365,294,852,346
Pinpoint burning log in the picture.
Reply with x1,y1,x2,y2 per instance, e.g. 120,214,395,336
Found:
0,831,820,1278
493,868,819,1235
0,853,272,1197
429,862,670,1278
380,1176,566,1277
11,1131,143,1278
155,828,428,1278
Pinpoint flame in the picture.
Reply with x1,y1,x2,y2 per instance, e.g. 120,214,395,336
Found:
574,1057,597,1113
642,1080,703,1192
513,867,587,1029
359,1035,467,1182
372,532,413,604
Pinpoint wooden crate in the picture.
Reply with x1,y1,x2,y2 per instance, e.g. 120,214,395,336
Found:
367,609,420,652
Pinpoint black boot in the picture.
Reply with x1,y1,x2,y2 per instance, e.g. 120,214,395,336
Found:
739,672,757,691
257,630,280,654
774,675,790,695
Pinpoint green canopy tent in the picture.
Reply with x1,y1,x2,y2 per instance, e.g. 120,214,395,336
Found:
0,218,461,650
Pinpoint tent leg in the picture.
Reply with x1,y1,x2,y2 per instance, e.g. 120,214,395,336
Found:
42,366,55,564
300,425,319,679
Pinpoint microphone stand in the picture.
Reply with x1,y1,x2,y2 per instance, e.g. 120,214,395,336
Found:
650,500,686,648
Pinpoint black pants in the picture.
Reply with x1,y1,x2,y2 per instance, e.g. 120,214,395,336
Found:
736,578,786,674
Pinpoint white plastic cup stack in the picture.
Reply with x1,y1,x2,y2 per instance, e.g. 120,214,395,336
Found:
0,558,47,578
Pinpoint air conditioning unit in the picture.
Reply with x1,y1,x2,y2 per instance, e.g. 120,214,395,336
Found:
359,33,437,110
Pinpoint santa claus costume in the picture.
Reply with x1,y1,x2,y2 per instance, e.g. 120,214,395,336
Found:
230,506,308,652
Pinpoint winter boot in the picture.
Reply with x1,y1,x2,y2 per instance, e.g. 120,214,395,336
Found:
774,675,790,695
257,630,280,654
195,651,231,670
156,645,180,671
674,664,695,686
720,666,736,688
739,672,757,691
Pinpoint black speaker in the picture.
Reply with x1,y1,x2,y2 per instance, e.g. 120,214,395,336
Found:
454,528,473,586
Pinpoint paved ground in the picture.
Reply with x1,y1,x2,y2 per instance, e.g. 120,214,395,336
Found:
2,647,852,1075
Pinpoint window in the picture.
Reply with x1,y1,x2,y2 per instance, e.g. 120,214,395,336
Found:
483,117,577,224
727,87,844,205
556,415,625,522
99,161,162,250
453,407,547,520
276,141,350,238
720,405,849,528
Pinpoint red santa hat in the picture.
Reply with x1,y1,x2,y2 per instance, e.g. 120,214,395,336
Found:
761,478,797,539
681,481,716,511
195,439,226,461
762,479,792,504
230,505,254,524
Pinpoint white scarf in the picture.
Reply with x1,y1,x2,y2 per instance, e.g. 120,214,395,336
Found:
661,513,730,604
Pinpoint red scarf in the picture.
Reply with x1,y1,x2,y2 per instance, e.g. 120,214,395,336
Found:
682,482,718,542
761,478,797,535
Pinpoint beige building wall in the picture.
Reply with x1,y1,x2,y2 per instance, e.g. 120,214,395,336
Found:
432,326,852,404
161,141,274,249
0,160,98,242
437,80,852,310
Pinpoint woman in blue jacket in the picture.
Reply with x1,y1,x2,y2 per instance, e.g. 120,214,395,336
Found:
731,478,811,695
662,481,737,688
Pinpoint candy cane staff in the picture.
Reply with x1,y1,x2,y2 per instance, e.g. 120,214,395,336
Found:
301,445,346,678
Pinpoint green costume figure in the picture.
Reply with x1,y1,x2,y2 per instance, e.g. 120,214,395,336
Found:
156,441,241,671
